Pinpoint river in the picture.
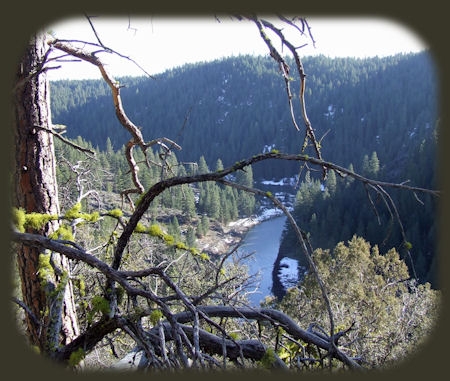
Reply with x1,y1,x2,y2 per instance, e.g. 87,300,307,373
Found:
239,215,300,306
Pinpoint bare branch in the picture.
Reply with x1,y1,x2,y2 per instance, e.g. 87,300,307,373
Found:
83,14,155,78
110,151,439,273
246,15,326,178
11,297,43,328
34,125,96,157
48,39,154,200
364,183,381,225
84,13,106,47
217,178,336,350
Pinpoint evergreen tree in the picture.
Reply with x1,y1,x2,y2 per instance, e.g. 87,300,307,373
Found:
168,216,181,241
369,151,380,177
208,185,221,220
186,226,196,248
215,158,224,172
197,155,209,174
200,215,210,234
362,154,370,175
346,163,355,186
325,169,337,196
236,165,254,188
235,165,255,216
182,185,197,221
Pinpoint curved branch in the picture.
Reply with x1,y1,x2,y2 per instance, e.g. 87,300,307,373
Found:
154,306,360,369
48,39,149,198
111,151,439,271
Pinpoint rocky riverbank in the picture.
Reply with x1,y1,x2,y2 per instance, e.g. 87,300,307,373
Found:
195,207,288,257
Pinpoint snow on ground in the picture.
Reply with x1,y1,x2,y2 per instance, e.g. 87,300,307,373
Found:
254,207,290,222
227,205,292,228
278,257,301,290
260,176,298,186
261,179,285,186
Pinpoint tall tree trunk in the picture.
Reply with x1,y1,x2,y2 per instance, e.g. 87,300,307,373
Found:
13,33,79,351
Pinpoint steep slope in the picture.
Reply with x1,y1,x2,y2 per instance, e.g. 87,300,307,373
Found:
50,53,438,181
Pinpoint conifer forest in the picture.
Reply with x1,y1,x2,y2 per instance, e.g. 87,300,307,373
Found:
10,16,441,373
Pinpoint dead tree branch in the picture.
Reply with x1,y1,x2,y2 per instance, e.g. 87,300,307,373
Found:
34,125,96,158
11,228,360,368
111,151,439,274
48,39,153,202
246,15,326,178
217,178,337,352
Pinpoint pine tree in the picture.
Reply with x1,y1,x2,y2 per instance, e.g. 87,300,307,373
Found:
219,191,231,223
235,165,255,216
236,165,254,188
186,226,197,247
182,185,197,221
106,137,114,155
201,215,210,234
346,163,355,186
362,154,370,175
168,216,181,241
326,169,337,196
196,223,204,238
215,158,224,172
208,185,221,220
198,155,209,174
369,151,380,177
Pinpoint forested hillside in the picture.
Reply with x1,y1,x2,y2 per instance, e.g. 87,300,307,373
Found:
50,53,437,181
50,53,439,285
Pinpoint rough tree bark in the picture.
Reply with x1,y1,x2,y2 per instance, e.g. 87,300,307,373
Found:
13,33,79,350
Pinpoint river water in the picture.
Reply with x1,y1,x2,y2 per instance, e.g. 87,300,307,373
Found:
239,215,300,306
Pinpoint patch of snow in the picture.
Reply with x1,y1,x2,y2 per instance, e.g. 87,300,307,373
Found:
260,176,298,186
324,104,335,118
223,237,234,244
278,257,299,290
262,144,276,154
254,208,283,222
261,179,284,186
